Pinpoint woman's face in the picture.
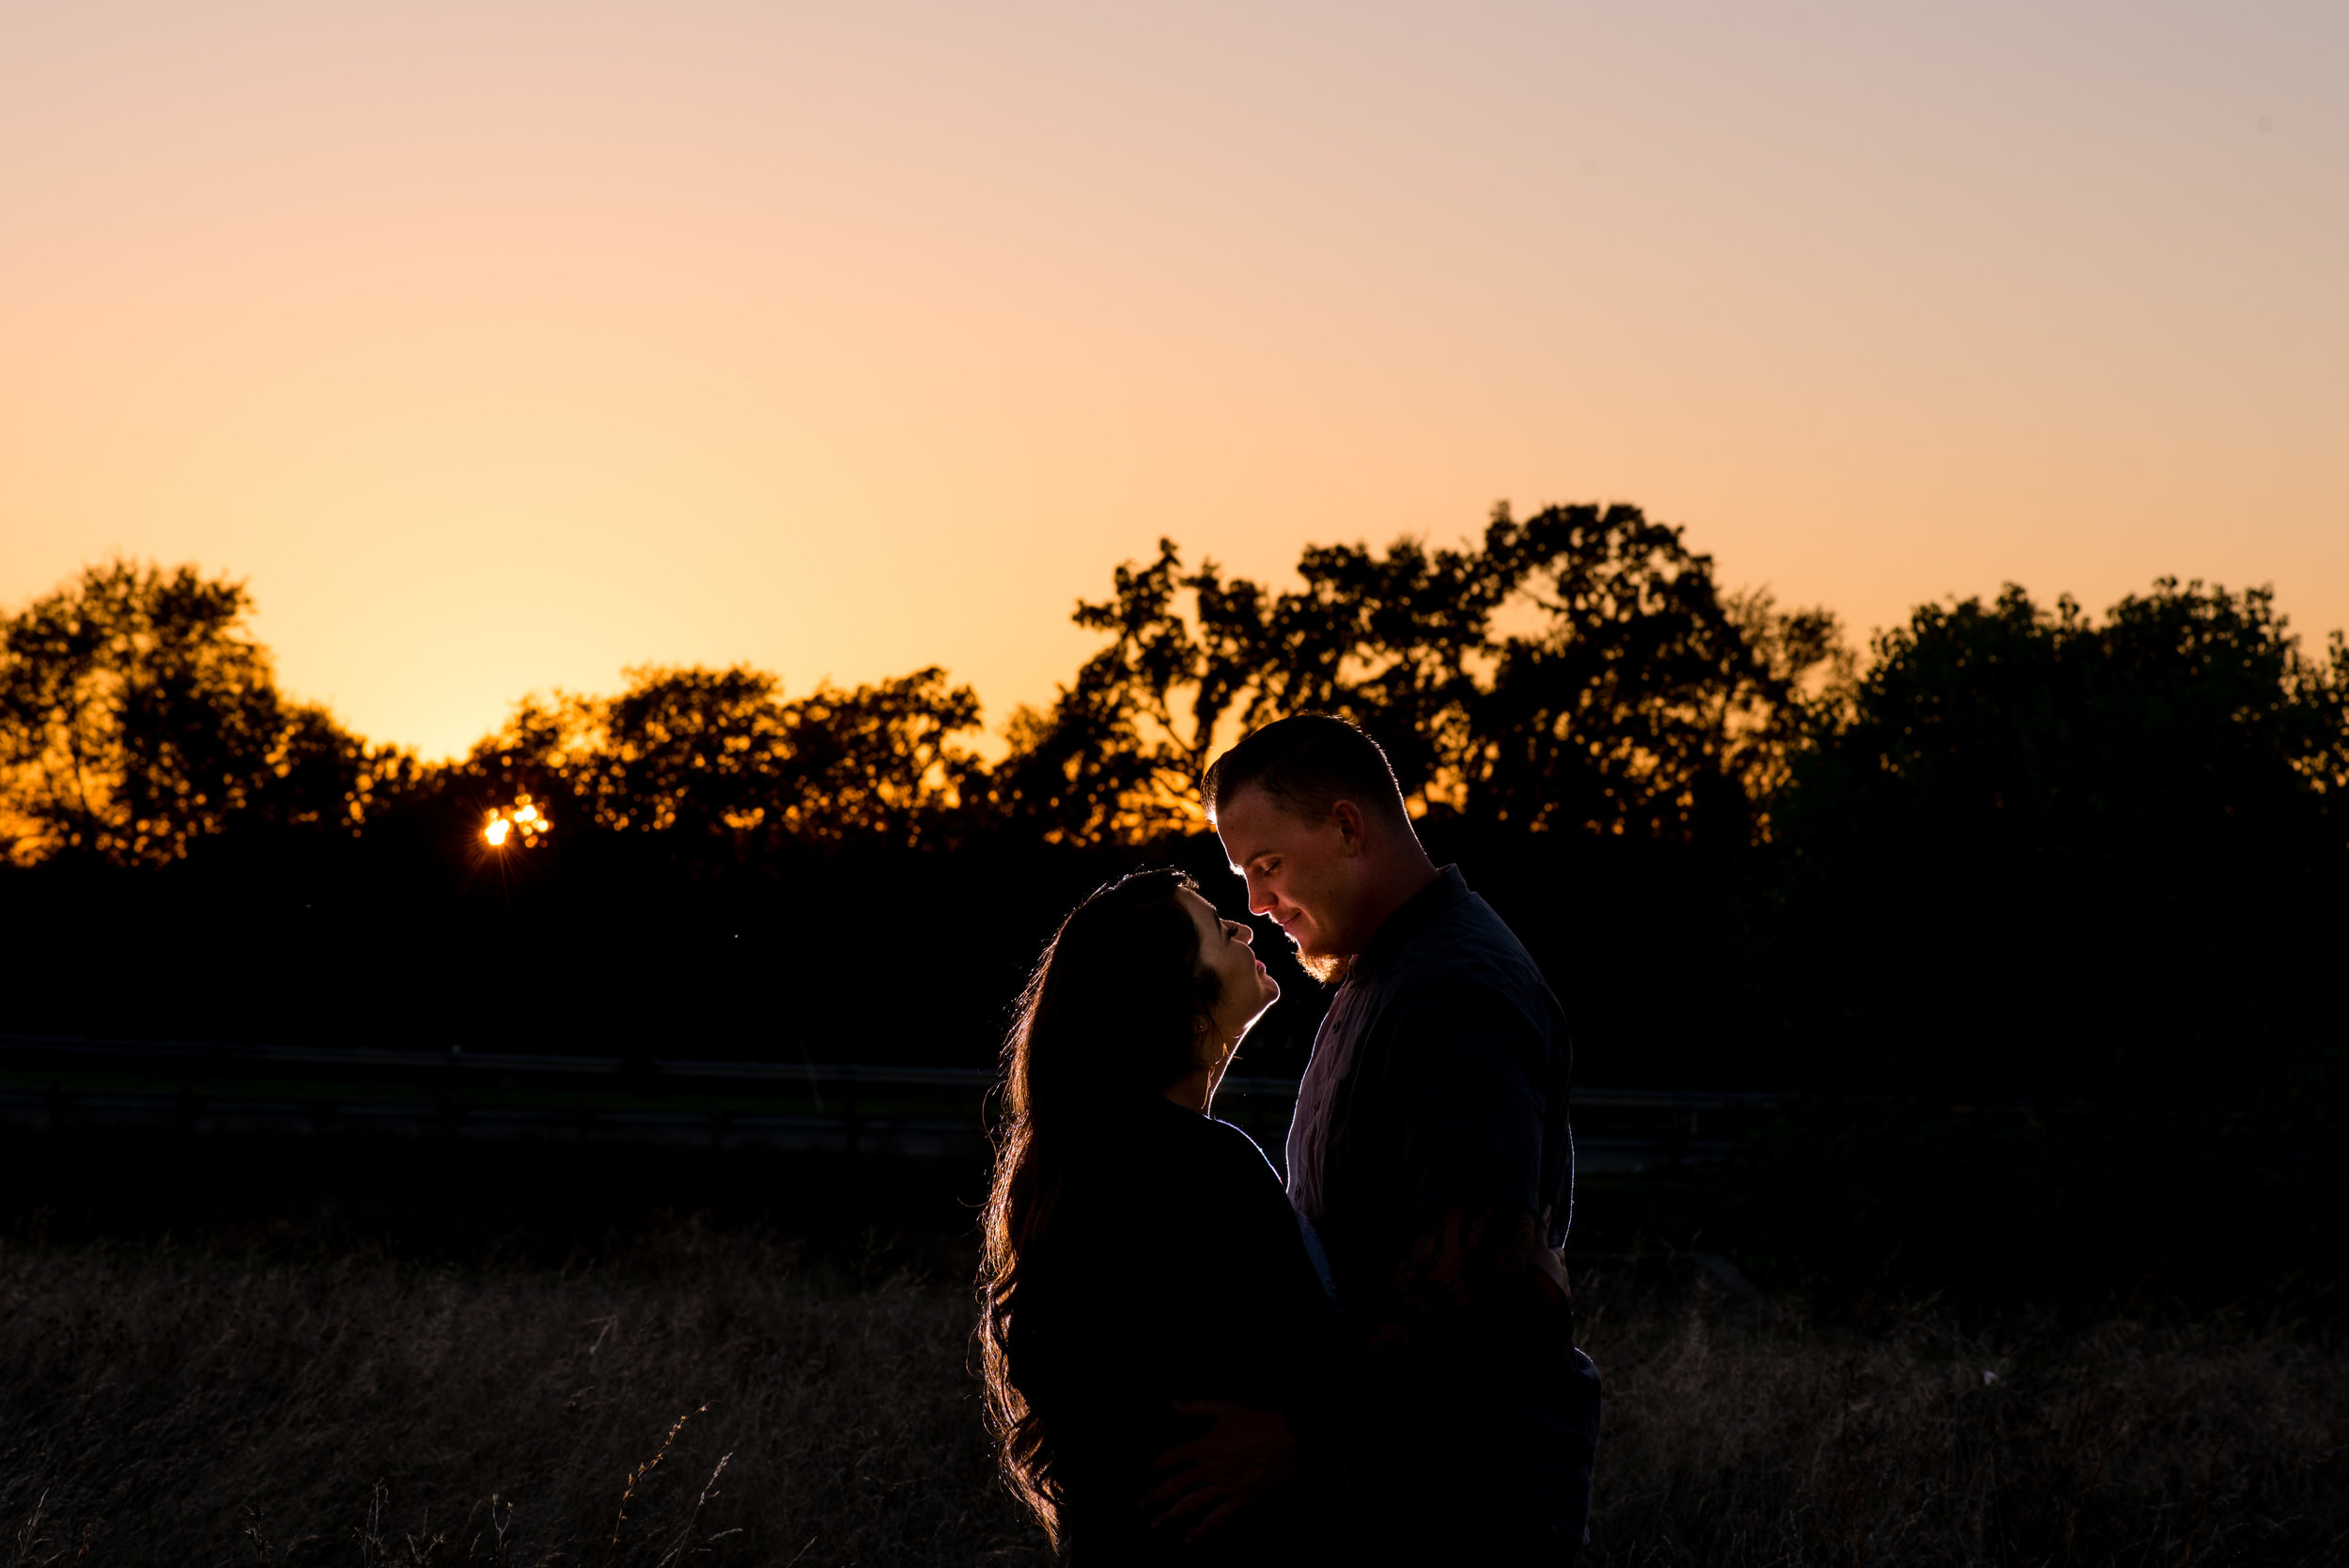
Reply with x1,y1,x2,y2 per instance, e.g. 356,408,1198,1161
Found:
1178,887,1280,1058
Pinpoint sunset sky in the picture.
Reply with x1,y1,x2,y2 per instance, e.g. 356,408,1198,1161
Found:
6,1,2343,760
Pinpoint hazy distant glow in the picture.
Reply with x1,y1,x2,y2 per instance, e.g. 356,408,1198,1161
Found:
4,2,2343,759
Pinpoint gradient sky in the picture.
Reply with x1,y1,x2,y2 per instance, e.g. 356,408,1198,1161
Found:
6,1,2343,760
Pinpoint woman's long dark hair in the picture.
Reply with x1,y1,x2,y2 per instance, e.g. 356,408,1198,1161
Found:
977,869,1223,1545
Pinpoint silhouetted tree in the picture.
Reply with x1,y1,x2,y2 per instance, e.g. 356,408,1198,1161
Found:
1761,579,2349,1096
1001,505,1843,845
599,665,798,838
0,561,402,863
982,674,1181,845
781,668,986,845
1468,505,1846,842
458,662,984,856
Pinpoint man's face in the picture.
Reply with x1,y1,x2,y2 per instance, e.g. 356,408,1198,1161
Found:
1213,784,1365,977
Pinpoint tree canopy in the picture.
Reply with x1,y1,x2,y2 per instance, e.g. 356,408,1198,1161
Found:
0,562,406,864
8,539,2338,884
458,663,983,853
1761,579,2349,1094
1000,503,1846,846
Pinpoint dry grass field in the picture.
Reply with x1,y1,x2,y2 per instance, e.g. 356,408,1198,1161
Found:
0,1224,2342,1567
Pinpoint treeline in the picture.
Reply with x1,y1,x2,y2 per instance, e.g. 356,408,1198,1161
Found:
4,506,2345,1107
0,505,1846,860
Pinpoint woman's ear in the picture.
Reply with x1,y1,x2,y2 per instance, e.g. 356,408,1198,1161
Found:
1195,1009,1231,1063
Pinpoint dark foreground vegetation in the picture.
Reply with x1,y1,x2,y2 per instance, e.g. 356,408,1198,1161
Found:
3,1198,2342,1568
3,1119,2344,1566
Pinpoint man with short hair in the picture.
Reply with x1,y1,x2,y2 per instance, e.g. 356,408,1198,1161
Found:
1153,712,1600,1560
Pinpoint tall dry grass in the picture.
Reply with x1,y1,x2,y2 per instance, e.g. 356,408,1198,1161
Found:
0,1232,2341,1565
0,1225,1042,1566
1576,1265,2349,1567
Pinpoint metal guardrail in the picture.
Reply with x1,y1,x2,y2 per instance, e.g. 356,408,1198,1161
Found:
0,1032,1779,1170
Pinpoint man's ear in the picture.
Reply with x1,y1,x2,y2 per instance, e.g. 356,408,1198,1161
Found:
1330,800,1369,853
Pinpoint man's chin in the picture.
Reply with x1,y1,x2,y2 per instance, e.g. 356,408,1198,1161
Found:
1297,950,1353,985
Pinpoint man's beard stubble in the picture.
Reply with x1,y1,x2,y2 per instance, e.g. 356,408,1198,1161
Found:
1298,951,1353,986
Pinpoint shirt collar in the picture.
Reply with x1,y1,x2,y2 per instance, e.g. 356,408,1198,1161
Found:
1349,864,1470,981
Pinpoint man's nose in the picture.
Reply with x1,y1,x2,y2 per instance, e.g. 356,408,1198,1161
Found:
1243,874,1275,916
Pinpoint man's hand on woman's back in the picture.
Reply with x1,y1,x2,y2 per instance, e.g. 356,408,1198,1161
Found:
1143,1401,1299,1542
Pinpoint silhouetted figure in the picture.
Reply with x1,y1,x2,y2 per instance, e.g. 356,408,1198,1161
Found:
1167,714,1599,1561
978,870,1337,1563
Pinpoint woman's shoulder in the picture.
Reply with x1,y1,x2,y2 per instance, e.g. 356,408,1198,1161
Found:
1189,1117,1312,1239
1108,1103,1286,1207
1196,1113,1283,1184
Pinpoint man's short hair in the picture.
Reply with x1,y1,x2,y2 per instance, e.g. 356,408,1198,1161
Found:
1202,713,1411,829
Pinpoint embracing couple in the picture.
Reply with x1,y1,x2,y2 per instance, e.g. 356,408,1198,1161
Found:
979,715,1603,1563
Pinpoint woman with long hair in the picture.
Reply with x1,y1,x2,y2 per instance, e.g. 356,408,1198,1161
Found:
978,869,1335,1562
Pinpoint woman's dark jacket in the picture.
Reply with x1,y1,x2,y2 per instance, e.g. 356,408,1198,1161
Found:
1006,1094,1336,1563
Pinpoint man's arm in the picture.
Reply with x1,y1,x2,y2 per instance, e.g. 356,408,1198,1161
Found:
1345,977,1591,1541
1363,1202,1573,1364
1152,978,1578,1539
1143,1206,1570,1539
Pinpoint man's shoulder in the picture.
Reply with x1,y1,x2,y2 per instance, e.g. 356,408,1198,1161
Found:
1386,892,1556,1009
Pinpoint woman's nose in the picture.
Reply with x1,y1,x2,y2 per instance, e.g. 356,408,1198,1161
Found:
1232,922,1254,945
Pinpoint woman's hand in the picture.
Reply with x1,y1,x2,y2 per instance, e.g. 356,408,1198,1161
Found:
1143,1401,1299,1541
